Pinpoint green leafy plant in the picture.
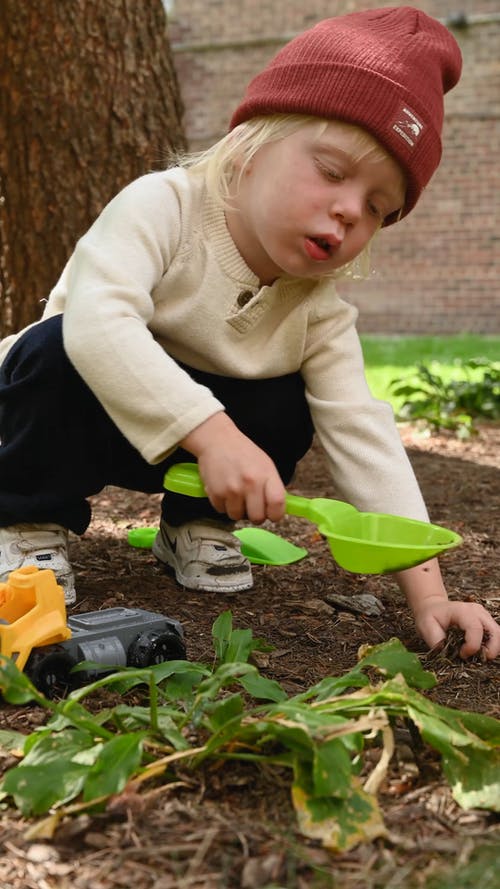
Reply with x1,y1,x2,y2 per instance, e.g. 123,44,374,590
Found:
1,613,499,851
390,357,500,438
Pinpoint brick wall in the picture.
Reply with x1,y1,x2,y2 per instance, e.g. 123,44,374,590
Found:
167,1,500,334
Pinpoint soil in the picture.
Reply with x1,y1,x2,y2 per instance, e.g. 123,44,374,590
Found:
1,423,499,888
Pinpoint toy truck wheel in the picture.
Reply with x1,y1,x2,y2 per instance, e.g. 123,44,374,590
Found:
25,647,77,699
127,630,185,667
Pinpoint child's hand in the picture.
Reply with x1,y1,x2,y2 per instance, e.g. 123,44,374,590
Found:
412,596,500,660
396,559,500,660
180,411,286,523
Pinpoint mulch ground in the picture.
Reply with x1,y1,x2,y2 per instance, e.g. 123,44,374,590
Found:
1,423,499,888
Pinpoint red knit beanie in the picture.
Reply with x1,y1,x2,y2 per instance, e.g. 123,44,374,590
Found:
229,6,462,221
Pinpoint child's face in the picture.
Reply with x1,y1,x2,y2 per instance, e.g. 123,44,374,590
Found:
226,121,406,284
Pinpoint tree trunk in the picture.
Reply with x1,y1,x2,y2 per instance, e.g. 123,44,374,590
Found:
0,0,187,335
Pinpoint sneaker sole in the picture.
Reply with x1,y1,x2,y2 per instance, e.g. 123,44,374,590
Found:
153,552,253,593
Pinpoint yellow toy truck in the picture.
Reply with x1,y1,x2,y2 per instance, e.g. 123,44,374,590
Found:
0,566,185,697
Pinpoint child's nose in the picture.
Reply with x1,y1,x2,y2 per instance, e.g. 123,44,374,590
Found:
328,186,363,225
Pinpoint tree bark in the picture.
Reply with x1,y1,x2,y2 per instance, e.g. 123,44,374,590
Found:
0,0,187,335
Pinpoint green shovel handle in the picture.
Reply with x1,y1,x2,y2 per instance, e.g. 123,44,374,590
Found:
164,462,207,497
284,492,357,525
163,463,355,526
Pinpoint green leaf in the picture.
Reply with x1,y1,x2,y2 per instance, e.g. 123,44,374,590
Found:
205,693,244,732
200,695,247,757
418,698,500,746
151,659,210,683
0,733,99,815
442,746,500,811
293,670,369,703
20,730,96,767
68,660,208,700
0,656,46,705
406,700,499,753
187,663,256,727
224,627,255,664
41,699,114,742
238,671,287,702
2,762,89,816
211,611,270,665
252,719,315,757
266,700,366,745
200,661,255,693
448,708,500,744
82,732,145,803
292,774,386,851
161,670,207,704
212,610,233,662
0,728,27,752
380,682,500,811
45,705,115,733
357,638,437,689
312,738,354,798
109,705,190,750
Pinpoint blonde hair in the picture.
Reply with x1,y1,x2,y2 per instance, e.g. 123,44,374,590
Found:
172,114,391,279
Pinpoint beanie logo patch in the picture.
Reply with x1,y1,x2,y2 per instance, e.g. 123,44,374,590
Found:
392,105,425,148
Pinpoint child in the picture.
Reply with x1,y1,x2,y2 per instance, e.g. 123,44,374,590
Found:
0,7,499,660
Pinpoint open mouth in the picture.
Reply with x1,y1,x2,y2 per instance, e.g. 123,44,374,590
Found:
305,236,336,261
315,236,332,252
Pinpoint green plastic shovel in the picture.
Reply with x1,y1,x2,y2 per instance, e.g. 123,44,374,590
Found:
233,527,307,565
163,463,462,575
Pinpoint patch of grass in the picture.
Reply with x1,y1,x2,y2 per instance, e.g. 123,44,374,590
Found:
360,334,500,408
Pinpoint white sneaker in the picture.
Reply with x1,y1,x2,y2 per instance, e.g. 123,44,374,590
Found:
153,519,253,592
0,524,76,605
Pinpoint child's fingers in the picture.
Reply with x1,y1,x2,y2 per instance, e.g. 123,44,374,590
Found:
459,617,491,659
263,477,286,523
444,603,500,659
206,470,286,523
460,611,500,660
235,477,285,523
415,614,446,651
223,493,246,521
416,602,500,660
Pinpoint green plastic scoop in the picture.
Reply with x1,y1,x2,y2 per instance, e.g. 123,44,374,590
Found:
163,463,462,575
233,528,307,565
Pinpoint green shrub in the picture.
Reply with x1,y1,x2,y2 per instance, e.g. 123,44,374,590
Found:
390,357,500,438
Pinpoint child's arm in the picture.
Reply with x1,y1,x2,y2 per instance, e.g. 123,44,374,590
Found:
181,415,500,662
180,411,286,523
395,559,500,660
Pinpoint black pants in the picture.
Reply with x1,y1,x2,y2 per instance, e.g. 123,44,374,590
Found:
0,315,314,534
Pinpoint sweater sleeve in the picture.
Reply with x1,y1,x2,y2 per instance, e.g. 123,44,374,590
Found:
58,172,224,464
301,296,429,522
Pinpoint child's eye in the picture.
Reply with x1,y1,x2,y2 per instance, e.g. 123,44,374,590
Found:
367,200,384,220
316,159,343,182
325,168,343,182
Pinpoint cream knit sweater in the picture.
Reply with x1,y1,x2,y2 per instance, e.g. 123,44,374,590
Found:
0,167,428,521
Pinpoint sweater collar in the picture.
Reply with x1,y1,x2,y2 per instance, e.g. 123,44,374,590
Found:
202,190,261,288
